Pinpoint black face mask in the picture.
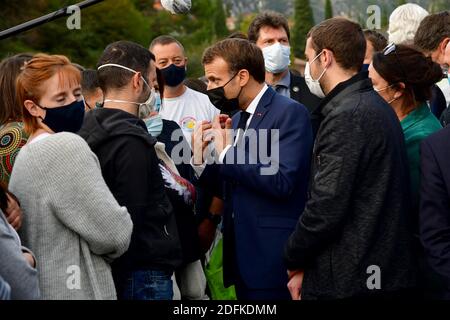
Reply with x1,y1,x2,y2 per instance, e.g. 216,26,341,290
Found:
37,99,85,133
206,72,242,114
160,64,186,87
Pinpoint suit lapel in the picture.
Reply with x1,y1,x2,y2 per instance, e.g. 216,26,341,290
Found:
247,87,275,131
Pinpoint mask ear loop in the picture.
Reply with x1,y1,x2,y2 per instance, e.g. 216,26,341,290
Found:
310,51,329,82
222,71,240,89
33,102,46,121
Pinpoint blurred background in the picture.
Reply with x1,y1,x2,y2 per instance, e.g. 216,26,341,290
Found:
0,0,448,77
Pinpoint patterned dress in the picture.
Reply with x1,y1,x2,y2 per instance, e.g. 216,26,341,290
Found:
0,122,28,186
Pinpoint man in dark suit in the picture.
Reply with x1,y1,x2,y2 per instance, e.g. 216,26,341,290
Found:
248,11,322,136
420,126,450,298
192,39,313,300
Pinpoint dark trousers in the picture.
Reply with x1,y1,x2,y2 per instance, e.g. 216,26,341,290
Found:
234,271,291,301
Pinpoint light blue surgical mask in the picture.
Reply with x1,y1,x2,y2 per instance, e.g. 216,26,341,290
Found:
144,114,163,137
262,42,291,74
154,92,162,112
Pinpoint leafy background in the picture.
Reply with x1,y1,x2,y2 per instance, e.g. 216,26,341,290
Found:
0,0,447,77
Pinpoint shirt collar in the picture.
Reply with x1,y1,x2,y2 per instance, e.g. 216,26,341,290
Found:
400,103,432,131
319,71,371,117
275,71,291,89
245,84,269,115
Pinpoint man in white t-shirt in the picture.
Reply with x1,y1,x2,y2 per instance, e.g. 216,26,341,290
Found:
150,36,219,148
149,35,218,301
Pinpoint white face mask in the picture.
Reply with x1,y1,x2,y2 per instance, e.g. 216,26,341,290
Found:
97,63,156,117
374,83,396,93
374,84,399,105
304,51,328,98
262,42,291,74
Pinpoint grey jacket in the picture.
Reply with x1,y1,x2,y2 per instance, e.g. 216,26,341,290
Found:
9,132,133,300
285,73,417,299
0,210,39,299
0,275,11,300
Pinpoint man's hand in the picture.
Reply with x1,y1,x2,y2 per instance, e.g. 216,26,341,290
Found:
5,193,22,231
192,120,212,166
211,115,233,155
22,252,35,268
287,270,304,300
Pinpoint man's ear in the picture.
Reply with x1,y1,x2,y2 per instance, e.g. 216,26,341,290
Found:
184,57,188,68
132,72,142,91
238,69,250,87
24,100,41,118
441,37,450,55
322,49,333,68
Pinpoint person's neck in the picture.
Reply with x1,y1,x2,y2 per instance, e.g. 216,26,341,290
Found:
265,69,288,86
103,93,139,116
240,82,265,111
392,99,419,122
28,128,52,144
322,68,358,95
163,84,187,99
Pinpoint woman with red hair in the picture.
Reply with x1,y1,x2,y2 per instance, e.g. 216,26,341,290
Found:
9,54,133,300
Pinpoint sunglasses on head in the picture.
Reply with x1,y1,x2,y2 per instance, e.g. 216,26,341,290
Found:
383,43,408,83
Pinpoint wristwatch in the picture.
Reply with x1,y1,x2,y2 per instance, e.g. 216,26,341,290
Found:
206,212,222,226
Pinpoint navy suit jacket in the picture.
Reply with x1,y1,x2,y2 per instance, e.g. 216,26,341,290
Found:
217,87,313,290
420,125,450,296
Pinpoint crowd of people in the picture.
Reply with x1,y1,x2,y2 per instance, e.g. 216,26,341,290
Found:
0,4,450,300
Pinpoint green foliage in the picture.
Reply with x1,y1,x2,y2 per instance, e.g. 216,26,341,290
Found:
292,0,315,59
237,13,257,35
325,0,333,20
213,0,229,38
0,0,228,77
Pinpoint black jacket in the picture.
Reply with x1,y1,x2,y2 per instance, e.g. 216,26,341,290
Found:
290,71,322,137
420,126,450,298
78,108,182,276
284,72,417,299
158,120,201,264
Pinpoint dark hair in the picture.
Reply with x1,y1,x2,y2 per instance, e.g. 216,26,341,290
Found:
97,41,155,95
414,11,450,53
308,17,366,72
0,53,33,125
184,78,207,94
372,44,443,103
364,29,388,52
227,31,248,40
81,69,100,94
248,11,290,43
149,35,185,54
202,39,266,83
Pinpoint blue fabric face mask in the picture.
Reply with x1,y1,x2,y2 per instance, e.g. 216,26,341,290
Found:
144,114,163,137
37,99,85,133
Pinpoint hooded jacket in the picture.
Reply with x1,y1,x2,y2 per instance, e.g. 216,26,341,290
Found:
78,108,182,276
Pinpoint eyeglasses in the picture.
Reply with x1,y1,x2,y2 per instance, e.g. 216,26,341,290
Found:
383,43,408,83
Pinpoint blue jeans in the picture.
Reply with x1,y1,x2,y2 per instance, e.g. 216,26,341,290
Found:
120,270,173,300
